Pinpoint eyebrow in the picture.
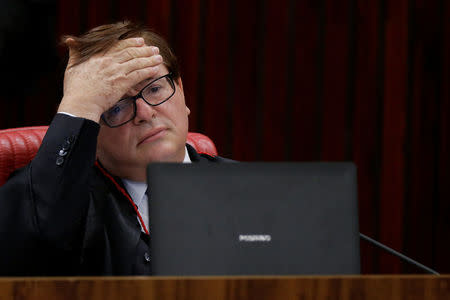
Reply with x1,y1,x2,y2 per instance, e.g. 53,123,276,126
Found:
134,77,154,90
121,76,157,99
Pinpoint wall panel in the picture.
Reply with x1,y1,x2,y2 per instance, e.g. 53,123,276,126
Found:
353,0,384,274
320,0,353,161
403,0,444,272
231,0,262,161
290,1,321,162
260,0,290,161
86,0,111,29
203,0,231,156
435,0,450,273
170,0,202,133
144,1,172,38
378,0,409,273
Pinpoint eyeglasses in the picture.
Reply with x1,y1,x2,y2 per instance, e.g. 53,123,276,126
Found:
101,73,176,128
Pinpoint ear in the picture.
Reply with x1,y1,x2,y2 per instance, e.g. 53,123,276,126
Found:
176,77,190,115
65,38,78,68
176,77,184,93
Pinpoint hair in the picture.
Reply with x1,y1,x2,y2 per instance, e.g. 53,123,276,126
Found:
61,20,180,79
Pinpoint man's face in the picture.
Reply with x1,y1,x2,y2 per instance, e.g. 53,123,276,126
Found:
96,64,190,181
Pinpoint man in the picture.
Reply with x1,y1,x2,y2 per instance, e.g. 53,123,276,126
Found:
0,21,230,276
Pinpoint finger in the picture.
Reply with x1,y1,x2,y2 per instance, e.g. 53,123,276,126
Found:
121,55,163,76
107,37,145,53
115,46,159,63
125,66,161,86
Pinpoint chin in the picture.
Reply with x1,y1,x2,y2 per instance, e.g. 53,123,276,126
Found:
142,142,184,163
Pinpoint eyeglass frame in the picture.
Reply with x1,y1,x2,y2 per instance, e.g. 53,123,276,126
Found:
100,73,176,128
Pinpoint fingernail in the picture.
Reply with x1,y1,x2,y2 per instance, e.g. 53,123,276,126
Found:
151,46,159,54
135,37,144,44
154,55,163,63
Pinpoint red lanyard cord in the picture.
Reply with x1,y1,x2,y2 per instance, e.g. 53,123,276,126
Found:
94,161,149,235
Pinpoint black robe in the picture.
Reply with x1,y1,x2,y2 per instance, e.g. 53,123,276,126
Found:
0,114,231,276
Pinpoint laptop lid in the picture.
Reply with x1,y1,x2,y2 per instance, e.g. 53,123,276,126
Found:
146,162,360,275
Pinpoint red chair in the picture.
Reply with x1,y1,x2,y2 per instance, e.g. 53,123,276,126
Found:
0,126,217,186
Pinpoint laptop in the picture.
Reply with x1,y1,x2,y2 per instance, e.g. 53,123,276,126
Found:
146,162,360,275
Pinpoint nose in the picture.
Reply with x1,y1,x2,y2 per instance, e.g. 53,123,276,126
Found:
133,97,157,124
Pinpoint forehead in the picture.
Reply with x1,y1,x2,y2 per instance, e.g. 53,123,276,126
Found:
125,65,169,96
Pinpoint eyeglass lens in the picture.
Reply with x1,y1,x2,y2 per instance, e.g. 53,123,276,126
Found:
102,75,174,127
142,77,174,105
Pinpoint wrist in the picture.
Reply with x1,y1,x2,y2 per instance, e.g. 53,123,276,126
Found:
58,96,104,123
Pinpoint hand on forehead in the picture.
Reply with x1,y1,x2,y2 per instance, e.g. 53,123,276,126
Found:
108,38,160,62
59,36,165,122
108,37,146,51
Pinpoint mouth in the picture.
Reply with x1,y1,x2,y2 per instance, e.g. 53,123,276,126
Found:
138,127,167,145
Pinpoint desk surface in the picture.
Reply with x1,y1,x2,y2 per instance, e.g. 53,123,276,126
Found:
1,275,449,300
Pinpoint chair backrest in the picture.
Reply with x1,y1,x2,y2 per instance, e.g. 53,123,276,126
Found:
0,126,217,186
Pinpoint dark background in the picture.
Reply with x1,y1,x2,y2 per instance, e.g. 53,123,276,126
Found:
0,0,449,274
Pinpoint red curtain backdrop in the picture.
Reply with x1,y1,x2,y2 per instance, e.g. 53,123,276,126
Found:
0,0,449,274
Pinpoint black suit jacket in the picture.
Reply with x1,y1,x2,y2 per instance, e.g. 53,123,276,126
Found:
0,114,231,276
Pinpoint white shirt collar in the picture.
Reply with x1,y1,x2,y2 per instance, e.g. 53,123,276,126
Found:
183,145,192,163
123,145,191,202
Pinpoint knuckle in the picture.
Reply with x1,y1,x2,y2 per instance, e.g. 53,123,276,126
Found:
134,69,143,79
124,37,142,48
124,49,134,58
145,66,158,77
137,57,149,67
103,56,113,65
112,73,126,84
126,70,142,84
136,47,150,58
129,58,144,70
127,37,138,45
144,46,153,56
97,56,112,68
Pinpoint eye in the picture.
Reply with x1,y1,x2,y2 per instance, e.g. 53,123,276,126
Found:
110,105,122,115
148,85,162,94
